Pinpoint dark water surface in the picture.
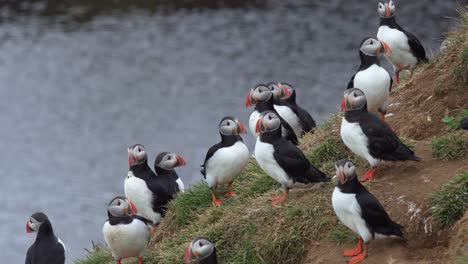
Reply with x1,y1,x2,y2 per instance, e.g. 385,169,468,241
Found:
0,1,460,262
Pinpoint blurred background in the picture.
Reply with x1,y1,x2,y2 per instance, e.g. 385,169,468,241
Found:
0,0,462,262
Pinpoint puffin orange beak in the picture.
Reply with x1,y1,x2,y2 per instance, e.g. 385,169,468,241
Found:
255,117,262,133
128,148,134,167
129,201,138,215
184,244,191,262
340,96,346,111
279,83,291,98
26,223,33,233
236,120,247,134
380,40,392,53
339,167,345,185
245,90,254,107
384,3,391,17
176,155,186,167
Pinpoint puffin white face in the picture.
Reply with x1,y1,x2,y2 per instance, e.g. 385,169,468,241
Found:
255,111,281,134
335,159,357,185
128,144,147,167
245,85,272,107
219,116,247,136
360,38,392,56
107,196,138,217
268,82,291,99
184,237,215,263
26,212,48,233
343,88,367,112
378,0,395,18
155,152,186,170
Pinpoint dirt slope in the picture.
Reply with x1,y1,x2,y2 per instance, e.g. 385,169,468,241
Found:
303,142,468,264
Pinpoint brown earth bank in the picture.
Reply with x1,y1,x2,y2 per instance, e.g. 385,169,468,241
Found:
303,142,468,264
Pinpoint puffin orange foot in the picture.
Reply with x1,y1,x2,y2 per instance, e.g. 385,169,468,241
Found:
343,237,363,256
347,244,367,264
225,190,235,197
360,168,376,182
138,256,143,264
212,199,223,206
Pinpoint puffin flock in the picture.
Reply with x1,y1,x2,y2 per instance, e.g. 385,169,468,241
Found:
24,1,467,264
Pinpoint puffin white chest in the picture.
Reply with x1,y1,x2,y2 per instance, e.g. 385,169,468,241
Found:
254,138,291,187
340,118,379,166
124,172,161,224
274,105,302,137
249,111,261,138
176,178,185,192
332,187,372,242
205,141,250,188
354,64,391,113
377,26,417,70
103,220,151,259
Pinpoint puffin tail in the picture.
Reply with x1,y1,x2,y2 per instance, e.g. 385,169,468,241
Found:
393,143,422,162
304,166,331,183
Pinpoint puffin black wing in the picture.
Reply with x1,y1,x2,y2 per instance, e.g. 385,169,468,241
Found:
272,139,329,183
200,143,222,178
359,113,421,161
356,190,404,238
457,117,468,130
295,106,316,132
278,115,300,145
347,73,356,90
145,177,179,217
405,31,428,63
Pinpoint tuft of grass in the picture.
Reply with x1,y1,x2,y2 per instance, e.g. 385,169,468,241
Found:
454,249,468,264
442,109,468,130
328,225,356,245
432,133,468,160
454,46,468,82
74,245,112,264
400,136,417,151
429,172,468,227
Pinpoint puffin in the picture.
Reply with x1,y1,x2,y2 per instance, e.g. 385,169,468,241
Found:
457,117,468,130
268,82,317,136
201,116,249,206
154,151,187,193
102,196,152,264
344,37,393,119
25,212,65,264
125,144,186,224
340,88,421,182
377,0,428,84
332,159,404,264
254,111,330,205
184,236,217,264
246,84,299,145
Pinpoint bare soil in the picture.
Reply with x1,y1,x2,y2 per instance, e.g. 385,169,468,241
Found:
303,141,468,264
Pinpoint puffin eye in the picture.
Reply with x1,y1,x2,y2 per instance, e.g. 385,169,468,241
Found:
199,241,203,247
348,163,351,168
227,121,230,126
370,40,373,45
167,156,171,160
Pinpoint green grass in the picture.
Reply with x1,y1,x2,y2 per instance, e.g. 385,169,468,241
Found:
442,109,468,130
429,172,468,227
431,132,468,160
328,225,356,245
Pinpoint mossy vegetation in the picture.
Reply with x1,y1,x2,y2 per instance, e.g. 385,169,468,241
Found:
431,132,468,160
429,172,468,227
442,109,468,130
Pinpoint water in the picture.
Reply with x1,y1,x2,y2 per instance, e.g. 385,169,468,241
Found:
0,1,460,262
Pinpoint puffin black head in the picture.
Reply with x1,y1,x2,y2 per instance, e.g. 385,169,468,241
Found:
360,37,392,56
26,212,49,233
219,116,247,136
107,196,138,217
335,159,357,185
184,236,216,263
255,111,281,134
267,82,291,100
154,152,186,170
341,88,367,112
128,144,147,167
245,84,272,107
378,0,396,18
